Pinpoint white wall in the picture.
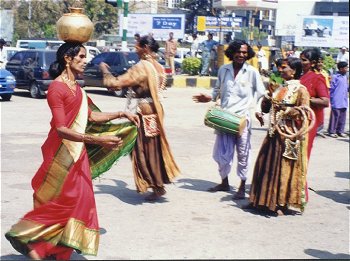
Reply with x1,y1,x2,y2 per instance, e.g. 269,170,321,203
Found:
275,0,316,36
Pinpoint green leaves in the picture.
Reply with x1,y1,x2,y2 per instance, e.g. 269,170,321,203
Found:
182,57,201,75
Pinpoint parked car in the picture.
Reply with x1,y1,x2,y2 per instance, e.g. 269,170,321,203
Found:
0,46,26,69
0,69,16,101
158,47,191,64
5,49,84,98
85,46,101,63
83,51,139,97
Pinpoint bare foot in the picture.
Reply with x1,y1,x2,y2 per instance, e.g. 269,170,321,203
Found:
207,184,230,192
28,250,41,260
276,209,284,216
145,188,166,201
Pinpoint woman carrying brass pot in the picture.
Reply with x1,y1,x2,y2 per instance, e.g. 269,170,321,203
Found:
100,35,180,201
249,57,315,215
5,42,139,260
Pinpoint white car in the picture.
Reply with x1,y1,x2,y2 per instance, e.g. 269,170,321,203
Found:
84,46,101,63
0,46,26,68
158,47,191,64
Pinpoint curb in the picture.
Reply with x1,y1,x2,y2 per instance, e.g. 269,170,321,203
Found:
167,75,217,89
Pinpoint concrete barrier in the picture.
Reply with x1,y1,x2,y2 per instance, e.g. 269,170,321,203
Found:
168,75,217,89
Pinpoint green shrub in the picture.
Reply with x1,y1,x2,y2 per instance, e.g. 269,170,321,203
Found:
182,57,201,75
323,55,336,73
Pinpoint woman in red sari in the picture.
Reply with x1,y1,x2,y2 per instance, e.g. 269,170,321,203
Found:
5,42,139,260
300,48,329,159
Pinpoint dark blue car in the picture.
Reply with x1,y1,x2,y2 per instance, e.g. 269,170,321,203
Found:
0,69,16,101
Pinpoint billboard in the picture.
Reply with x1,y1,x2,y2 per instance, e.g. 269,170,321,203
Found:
119,14,185,40
195,16,243,33
0,10,14,42
295,15,349,48
213,0,278,10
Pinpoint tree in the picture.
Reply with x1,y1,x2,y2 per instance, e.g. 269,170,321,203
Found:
8,0,120,43
180,0,213,33
84,0,119,38
241,27,268,44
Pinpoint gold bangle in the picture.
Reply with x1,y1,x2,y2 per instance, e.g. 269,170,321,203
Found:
82,134,94,144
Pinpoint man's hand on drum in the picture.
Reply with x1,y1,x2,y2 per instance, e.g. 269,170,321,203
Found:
255,112,265,127
192,93,212,103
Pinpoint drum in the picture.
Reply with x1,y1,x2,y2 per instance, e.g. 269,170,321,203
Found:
204,106,246,136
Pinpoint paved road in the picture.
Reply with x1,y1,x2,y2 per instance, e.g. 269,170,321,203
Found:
1,87,349,260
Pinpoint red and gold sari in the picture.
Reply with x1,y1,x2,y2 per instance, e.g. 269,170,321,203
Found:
5,82,137,260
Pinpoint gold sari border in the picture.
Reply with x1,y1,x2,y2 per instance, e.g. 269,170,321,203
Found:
6,218,99,256
34,90,89,206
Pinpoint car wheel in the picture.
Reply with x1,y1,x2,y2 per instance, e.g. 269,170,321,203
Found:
30,82,43,99
112,89,126,98
1,94,12,101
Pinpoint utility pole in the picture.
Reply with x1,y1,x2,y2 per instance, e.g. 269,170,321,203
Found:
121,0,129,51
105,0,128,49
28,0,32,37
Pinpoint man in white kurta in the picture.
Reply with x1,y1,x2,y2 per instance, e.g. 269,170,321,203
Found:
193,40,265,199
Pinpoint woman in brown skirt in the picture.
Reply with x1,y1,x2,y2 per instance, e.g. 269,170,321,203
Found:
99,35,180,201
250,57,315,215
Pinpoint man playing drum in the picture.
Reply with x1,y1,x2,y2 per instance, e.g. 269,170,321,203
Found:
193,39,265,200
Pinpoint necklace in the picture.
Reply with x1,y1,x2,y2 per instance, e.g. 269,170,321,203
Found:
61,75,77,96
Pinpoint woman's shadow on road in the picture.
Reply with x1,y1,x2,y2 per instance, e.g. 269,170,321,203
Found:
94,179,168,205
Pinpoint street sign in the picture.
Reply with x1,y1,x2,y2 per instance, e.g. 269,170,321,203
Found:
195,16,242,33
119,14,185,40
153,17,182,30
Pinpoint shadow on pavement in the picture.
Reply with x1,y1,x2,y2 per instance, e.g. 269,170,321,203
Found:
335,171,350,179
234,202,302,218
94,179,145,205
251,127,268,132
13,91,32,98
313,189,350,205
176,178,230,192
304,248,350,259
0,254,26,260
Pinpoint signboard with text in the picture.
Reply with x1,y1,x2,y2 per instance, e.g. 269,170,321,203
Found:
152,17,181,30
195,16,242,33
119,14,185,40
0,10,14,41
213,0,278,10
295,15,349,48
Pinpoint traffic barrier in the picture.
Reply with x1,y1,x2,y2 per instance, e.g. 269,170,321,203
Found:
168,75,217,89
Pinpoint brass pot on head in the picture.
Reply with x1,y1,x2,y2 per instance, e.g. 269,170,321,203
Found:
56,7,93,43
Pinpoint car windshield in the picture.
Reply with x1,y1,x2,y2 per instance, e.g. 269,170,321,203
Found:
45,52,56,67
6,50,19,60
